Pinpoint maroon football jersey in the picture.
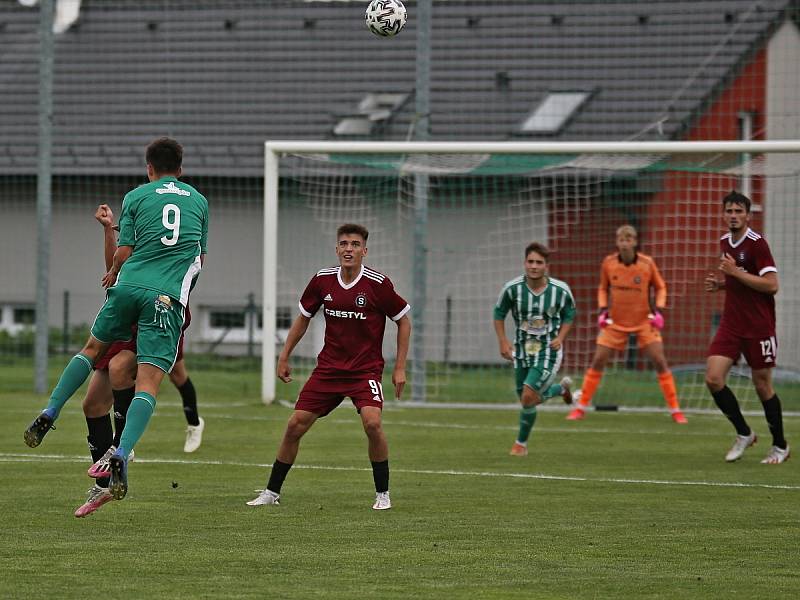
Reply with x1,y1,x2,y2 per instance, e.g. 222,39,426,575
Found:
299,265,410,377
718,228,777,338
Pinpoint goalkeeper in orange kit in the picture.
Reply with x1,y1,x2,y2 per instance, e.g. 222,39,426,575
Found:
566,225,687,423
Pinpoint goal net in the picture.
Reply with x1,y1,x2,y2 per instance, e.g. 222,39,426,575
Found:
263,141,800,413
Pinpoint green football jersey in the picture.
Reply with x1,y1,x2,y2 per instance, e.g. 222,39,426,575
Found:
493,275,576,368
116,176,209,305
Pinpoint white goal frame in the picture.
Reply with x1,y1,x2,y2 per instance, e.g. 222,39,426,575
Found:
262,139,800,404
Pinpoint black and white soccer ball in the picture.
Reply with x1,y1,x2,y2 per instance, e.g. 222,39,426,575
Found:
365,0,407,37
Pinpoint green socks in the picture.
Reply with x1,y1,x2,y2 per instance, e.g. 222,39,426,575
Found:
117,392,157,457
517,405,538,444
46,353,93,419
544,382,563,399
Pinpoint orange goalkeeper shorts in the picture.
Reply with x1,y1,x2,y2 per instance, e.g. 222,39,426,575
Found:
596,322,662,351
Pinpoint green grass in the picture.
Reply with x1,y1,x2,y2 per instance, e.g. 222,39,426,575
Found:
1,363,798,598
5,353,798,411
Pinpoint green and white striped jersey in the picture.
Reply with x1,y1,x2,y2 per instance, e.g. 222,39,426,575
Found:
493,275,576,368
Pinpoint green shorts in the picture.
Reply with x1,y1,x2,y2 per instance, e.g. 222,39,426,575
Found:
514,348,563,397
91,285,185,373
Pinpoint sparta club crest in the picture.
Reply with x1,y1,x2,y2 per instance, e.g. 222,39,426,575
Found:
355,292,368,308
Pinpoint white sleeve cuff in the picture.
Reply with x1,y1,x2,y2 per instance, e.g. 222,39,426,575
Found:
759,266,777,276
298,301,313,318
392,304,411,321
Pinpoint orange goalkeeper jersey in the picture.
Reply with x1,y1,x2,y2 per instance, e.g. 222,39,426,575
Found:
598,252,666,332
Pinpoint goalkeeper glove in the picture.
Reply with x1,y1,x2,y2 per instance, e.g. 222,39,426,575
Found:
649,310,665,330
597,309,612,329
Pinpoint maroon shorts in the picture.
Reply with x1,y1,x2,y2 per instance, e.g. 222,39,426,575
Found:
176,306,191,362
94,338,136,371
94,306,191,371
296,372,385,417
708,325,777,370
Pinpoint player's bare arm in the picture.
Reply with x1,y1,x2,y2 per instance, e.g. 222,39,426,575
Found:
392,314,411,399
493,319,513,361
102,245,133,288
718,253,778,295
549,321,573,350
276,314,312,383
95,204,117,271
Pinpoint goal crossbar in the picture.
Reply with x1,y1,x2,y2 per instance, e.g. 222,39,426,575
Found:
266,140,800,156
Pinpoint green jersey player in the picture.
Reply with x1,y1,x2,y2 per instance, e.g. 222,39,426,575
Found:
24,137,209,502
493,242,576,457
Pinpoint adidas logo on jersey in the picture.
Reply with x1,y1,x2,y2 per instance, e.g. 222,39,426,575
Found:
324,294,333,301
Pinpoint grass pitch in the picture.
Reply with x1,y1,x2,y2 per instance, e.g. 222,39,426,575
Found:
1,365,798,599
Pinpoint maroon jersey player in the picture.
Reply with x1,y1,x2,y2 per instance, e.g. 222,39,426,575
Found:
705,191,788,464
248,223,411,510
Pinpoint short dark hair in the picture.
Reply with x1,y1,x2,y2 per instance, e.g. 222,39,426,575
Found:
146,137,183,174
524,241,550,261
337,223,369,242
722,190,751,213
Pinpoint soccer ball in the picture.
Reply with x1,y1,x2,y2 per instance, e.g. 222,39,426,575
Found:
365,0,407,37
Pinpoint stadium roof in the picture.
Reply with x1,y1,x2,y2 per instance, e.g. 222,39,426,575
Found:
0,0,795,176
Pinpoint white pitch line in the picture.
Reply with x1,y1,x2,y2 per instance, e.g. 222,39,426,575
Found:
383,419,737,437
174,414,748,437
60,407,734,437
0,406,765,437
1,452,798,491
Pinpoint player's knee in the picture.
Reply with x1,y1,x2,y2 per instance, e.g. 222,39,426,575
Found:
704,373,724,392
81,340,105,363
109,352,137,388
590,354,608,371
285,415,313,440
752,378,773,401
169,361,187,386
362,418,383,438
521,387,542,406
82,393,111,417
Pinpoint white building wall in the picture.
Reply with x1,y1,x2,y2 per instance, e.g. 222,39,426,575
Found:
0,184,547,366
766,19,800,371
0,188,122,331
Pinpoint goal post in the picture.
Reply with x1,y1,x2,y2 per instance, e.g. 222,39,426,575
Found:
262,147,280,405
262,140,800,411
